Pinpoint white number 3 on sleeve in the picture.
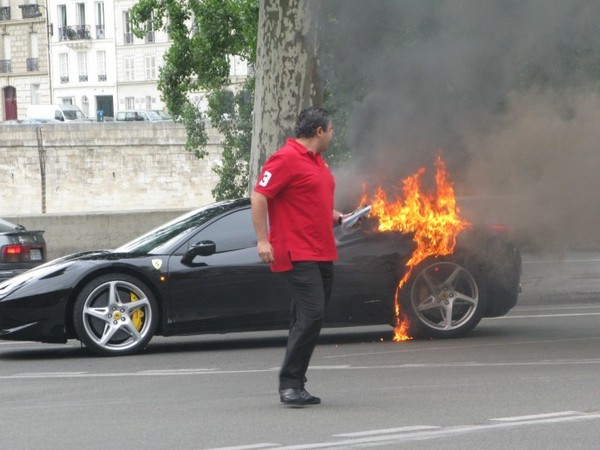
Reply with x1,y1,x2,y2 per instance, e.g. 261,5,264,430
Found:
259,170,272,187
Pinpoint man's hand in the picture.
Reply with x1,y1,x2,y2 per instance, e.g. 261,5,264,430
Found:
257,239,275,263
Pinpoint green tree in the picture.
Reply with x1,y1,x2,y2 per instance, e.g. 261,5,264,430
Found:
129,0,258,198
207,78,255,199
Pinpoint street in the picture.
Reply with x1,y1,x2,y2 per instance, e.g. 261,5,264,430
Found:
1,250,600,449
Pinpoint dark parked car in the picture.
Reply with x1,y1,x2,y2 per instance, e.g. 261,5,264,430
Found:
0,198,521,356
0,218,46,282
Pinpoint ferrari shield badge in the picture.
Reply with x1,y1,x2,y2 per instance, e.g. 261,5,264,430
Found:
152,259,163,270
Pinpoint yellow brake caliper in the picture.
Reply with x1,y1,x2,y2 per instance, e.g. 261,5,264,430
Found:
130,292,144,330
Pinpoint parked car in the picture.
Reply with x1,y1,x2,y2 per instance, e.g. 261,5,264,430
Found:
0,218,46,282
26,104,92,122
115,110,163,122
151,110,173,121
0,198,521,356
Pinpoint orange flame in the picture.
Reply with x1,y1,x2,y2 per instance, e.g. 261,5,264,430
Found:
362,155,470,341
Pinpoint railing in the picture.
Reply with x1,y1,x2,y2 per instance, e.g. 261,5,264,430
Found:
98,74,107,81
96,25,105,39
60,75,69,84
124,32,134,44
0,59,11,73
19,3,41,19
58,25,91,41
26,58,39,72
79,74,88,82
0,6,10,21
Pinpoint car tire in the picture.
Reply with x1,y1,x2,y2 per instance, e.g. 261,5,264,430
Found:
400,258,486,339
73,273,158,356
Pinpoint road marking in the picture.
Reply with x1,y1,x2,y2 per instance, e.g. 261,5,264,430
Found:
4,358,600,380
141,368,218,374
210,410,600,449
489,411,580,422
488,312,600,319
323,335,600,359
522,258,600,264
514,304,600,311
205,445,279,450
333,425,440,437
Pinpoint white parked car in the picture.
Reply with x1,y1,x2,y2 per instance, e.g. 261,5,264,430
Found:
115,110,164,122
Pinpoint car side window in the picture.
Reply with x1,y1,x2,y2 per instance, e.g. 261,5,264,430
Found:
189,208,256,253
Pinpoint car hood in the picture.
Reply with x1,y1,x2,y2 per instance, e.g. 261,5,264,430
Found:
0,250,156,300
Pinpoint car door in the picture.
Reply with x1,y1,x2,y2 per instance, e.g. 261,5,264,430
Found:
327,225,415,324
166,207,291,334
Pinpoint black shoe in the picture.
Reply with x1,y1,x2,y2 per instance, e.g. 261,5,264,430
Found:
279,388,321,405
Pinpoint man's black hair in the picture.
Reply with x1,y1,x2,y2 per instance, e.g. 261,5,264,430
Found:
295,107,331,139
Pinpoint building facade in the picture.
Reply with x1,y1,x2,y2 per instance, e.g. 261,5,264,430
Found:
1,0,248,121
0,0,51,120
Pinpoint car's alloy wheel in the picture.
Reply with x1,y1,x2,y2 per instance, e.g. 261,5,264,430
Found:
404,260,485,338
73,274,158,356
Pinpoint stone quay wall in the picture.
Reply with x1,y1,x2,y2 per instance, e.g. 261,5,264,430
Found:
0,121,224,259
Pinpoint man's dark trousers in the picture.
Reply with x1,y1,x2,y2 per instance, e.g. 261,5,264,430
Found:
279,261,334,390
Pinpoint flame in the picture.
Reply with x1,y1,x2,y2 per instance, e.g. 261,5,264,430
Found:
362,155,470,341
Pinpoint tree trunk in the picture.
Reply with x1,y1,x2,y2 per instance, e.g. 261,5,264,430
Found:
248,0,323,191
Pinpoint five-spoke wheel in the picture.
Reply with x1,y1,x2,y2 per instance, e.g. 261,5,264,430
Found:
73,274,158,356
403,260,485,338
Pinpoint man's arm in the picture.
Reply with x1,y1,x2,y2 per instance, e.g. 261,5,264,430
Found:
251,191,275,263
333,210,344,227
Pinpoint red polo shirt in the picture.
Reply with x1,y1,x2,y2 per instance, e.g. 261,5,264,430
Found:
254,138,337,272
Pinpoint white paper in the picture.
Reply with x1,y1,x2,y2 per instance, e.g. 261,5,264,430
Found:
341,205,372,231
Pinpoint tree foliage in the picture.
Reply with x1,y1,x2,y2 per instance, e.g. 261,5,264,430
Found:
130,0,258,196
207,78,255,199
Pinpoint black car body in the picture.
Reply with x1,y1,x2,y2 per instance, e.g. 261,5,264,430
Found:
0,218,46,282
0,198,521,356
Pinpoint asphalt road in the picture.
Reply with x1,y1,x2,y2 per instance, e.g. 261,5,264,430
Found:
1,250,600,449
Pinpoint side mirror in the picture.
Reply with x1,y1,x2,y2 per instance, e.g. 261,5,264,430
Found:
181,240,216,265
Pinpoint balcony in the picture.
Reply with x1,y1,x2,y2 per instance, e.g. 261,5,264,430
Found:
19,3,41,19
98,74,107,81
96,25,105,39
60,75,69,84
0,59,11,73
0,6,10,21
26,58,39,72
79,74,88,82
59,25,91,42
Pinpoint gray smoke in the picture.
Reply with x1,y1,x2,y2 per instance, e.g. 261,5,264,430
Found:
317,0,600,252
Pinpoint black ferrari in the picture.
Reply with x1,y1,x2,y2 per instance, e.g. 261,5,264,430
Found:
0,198,521,356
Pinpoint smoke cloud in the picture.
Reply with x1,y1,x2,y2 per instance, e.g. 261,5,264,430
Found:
316,0,600,252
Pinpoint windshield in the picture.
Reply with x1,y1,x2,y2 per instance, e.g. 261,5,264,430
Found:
115,198,249,254
63,109,85,120
0,218,17,232
146,111,162,120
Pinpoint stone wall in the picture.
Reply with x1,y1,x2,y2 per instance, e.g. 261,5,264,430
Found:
4,209,189,260
0,121,222,215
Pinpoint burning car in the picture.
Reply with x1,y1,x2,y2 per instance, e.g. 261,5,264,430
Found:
0,188,521,356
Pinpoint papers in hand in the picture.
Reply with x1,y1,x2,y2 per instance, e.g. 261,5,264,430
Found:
341,205,372,231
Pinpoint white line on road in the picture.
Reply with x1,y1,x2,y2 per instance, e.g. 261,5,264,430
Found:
205,445,280,450
333,425,441,437
4,358,600,381
488,312,600,319
489,411,580,422
214,410,600,449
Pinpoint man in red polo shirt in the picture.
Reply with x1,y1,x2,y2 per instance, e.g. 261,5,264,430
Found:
251,107,345,406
